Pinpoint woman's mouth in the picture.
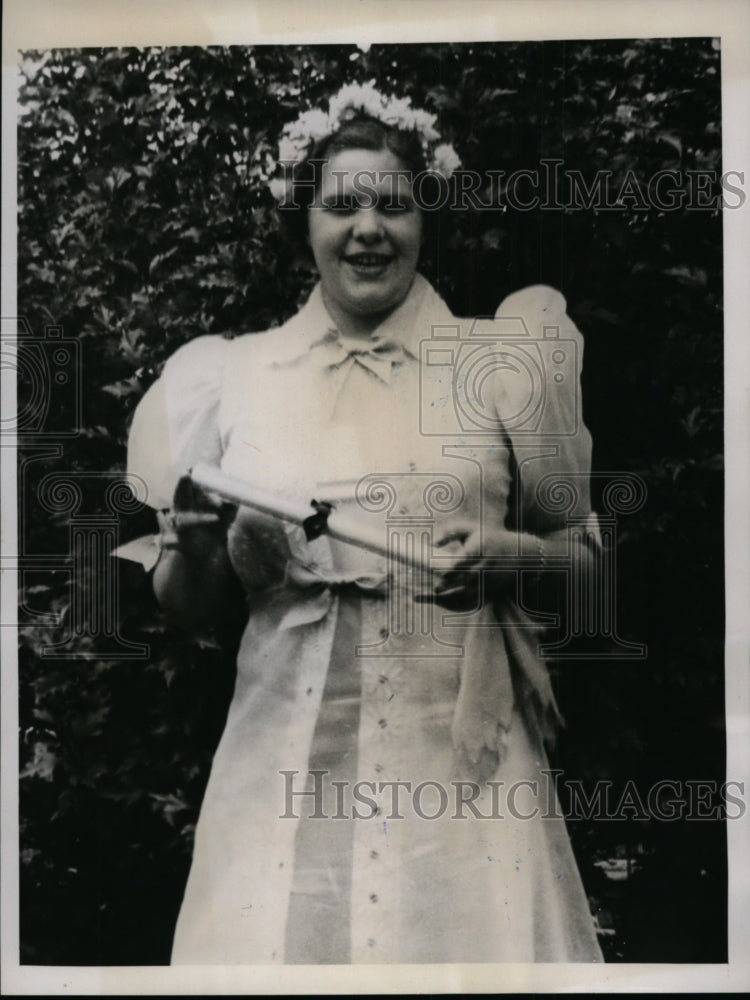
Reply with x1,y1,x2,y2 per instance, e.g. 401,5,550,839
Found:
343,253,395,275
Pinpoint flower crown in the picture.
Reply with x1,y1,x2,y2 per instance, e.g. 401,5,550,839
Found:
269,80,461,201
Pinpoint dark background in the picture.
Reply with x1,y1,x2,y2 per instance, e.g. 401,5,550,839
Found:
17,39,725,963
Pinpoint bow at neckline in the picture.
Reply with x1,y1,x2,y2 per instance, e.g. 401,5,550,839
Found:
326,328,410,384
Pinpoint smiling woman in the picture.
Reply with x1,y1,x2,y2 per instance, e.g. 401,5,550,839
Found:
126,81,604,965
308,148,423,335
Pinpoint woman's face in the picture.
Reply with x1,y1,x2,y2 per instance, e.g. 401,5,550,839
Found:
307,147,423,334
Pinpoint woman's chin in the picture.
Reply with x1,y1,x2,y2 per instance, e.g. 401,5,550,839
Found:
339,281,411,319
348,294,402,320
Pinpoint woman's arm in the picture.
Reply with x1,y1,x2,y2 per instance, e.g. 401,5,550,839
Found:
151,477,245,631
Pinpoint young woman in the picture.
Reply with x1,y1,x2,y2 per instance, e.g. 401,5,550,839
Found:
128,82,604,964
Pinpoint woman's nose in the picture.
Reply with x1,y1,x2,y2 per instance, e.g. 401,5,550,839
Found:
352,207,384,241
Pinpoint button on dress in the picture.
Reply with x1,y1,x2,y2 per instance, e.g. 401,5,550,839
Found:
128,274,604,964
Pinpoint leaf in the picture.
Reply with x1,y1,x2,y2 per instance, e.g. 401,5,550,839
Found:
119,328,146,364
149,791,190,827
103,166,132,194
657,132,682,157
681,406,704,438
663,266,708,287
21,742,57,782
148,246,179,275
102,376,142,399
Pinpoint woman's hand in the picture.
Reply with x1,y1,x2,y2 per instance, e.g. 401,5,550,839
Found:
167,473,237,556
422,519,601,613
152,475,243,630
226,506,292,595
421,520,524,611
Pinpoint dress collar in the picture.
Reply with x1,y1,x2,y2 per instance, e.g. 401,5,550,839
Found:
271,273,448,367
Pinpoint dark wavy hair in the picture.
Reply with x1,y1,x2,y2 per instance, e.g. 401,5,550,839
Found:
277,114,445,261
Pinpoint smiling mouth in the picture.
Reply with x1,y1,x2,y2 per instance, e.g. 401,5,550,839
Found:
343,253,395,268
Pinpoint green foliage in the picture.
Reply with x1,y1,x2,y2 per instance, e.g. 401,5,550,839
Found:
17,40,724,963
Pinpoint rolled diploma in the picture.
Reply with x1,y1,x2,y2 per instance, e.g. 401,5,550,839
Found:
190,461,436,575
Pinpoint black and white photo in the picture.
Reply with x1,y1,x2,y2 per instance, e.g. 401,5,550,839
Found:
2,0,749,994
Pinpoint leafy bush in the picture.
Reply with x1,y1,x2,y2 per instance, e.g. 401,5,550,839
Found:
17,39,725,963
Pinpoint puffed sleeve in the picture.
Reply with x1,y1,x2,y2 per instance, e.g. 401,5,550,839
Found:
486,287,600,749
493,284,595,536
127,335,229,510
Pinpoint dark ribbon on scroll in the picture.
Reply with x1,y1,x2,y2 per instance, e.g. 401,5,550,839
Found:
302,499,334,541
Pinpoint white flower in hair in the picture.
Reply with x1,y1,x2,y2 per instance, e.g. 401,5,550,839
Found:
293,108,331,142
411,109,440,142
381,96,413,126
329,82,369,120
269,80,461,200
432,143,462,178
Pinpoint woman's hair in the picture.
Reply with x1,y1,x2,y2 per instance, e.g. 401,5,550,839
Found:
277,114,441,256
317,115,428,177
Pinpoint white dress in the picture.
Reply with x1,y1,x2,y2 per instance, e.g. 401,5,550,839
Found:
128,274,604,964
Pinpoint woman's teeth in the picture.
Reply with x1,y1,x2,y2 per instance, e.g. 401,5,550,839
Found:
346,254,392,266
